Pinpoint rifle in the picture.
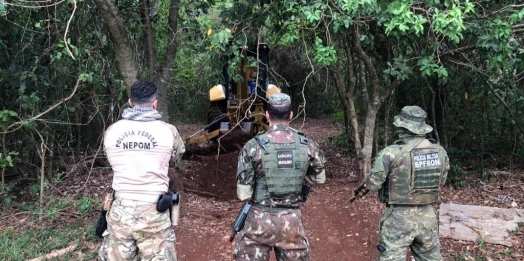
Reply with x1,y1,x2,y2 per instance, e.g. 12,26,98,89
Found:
229,201,252,242
302,180,311,203
350,183,369,203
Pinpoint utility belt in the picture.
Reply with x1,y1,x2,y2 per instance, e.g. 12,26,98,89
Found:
96,189,180,238
252,202,300,212
113,190,180,224
115,191,159,205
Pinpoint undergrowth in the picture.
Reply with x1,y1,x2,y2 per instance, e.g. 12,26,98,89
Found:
0,221,99,261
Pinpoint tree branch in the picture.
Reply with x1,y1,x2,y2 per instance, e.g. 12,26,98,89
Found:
351,24,380,107
2,77,82,134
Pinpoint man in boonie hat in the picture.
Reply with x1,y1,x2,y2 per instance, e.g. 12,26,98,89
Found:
364,105,450,261
232,92,327,261
393,106,434,135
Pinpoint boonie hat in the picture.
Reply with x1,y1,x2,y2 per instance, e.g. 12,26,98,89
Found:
393,106,433,135
268,93,291,107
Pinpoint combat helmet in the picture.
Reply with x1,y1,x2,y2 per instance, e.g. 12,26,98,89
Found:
393,106,433,135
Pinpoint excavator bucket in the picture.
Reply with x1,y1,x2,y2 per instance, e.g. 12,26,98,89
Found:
185,115,254,146
216,121,253,145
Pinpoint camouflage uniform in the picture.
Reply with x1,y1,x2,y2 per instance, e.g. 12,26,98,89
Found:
233,93,326,261
98,198,177,261
366,106,449,261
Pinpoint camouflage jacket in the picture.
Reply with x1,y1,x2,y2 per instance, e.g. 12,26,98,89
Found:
366,135,449,195
236,124,326,204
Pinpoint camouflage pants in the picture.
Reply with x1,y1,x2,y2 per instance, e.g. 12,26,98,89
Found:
376,204,442,261
233,206,309,261
98,198,177,261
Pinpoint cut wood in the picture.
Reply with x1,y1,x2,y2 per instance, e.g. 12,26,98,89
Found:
27,244,77,261
439,202,524,246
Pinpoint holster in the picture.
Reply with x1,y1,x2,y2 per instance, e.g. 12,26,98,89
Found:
157,192,172,212
95,188,114,238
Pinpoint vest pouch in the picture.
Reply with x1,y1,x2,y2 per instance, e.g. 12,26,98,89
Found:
156,193,172,212
410,148,441,192
387,142,443,205
260,133,309,200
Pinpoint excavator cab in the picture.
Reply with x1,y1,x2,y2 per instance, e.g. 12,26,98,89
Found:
185,44,281,145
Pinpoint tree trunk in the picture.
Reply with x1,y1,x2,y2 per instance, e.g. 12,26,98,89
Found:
92,0,138,88
153,0,181,123
357,108,378,182
350,26,401,183
93,0,181,122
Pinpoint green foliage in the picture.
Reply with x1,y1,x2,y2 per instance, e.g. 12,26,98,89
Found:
331,111,345,122
0,151,18,168
338,0,376,15
0,1,5,16
53,171,65,184
0,223,98,261
447,163,467,188
73,197,93,215
417,56,448,80
477,17,521,69
3,195,16,206
313,37,337,66
432,1,475,43
384,0,427,36
476,237,486,250
384,56,413,80
0,109,18,131
329,130,352,154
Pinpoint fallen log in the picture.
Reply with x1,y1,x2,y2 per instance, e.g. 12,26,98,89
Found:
27,244,77,261
185,188,219,198
189,212,221,222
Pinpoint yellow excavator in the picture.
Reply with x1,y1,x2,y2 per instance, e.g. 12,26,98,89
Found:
185,44,281,145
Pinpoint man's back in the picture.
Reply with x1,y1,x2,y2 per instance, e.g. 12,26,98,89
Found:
104,119,180,195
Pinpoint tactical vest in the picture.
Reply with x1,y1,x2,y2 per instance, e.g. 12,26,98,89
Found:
379,138,445,205
253,131,309,204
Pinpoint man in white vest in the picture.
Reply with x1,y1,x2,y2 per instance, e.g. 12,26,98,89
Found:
99,80,185,261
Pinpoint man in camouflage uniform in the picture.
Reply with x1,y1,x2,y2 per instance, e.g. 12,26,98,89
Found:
98,80,185,261
365,106,449,261
233,93,326,261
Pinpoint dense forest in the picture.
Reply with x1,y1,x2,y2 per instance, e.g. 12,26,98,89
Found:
1,1,523,260
1,0,523,200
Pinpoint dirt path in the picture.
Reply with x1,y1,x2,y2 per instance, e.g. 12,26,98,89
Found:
3,118,522,260
174,118,383,261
